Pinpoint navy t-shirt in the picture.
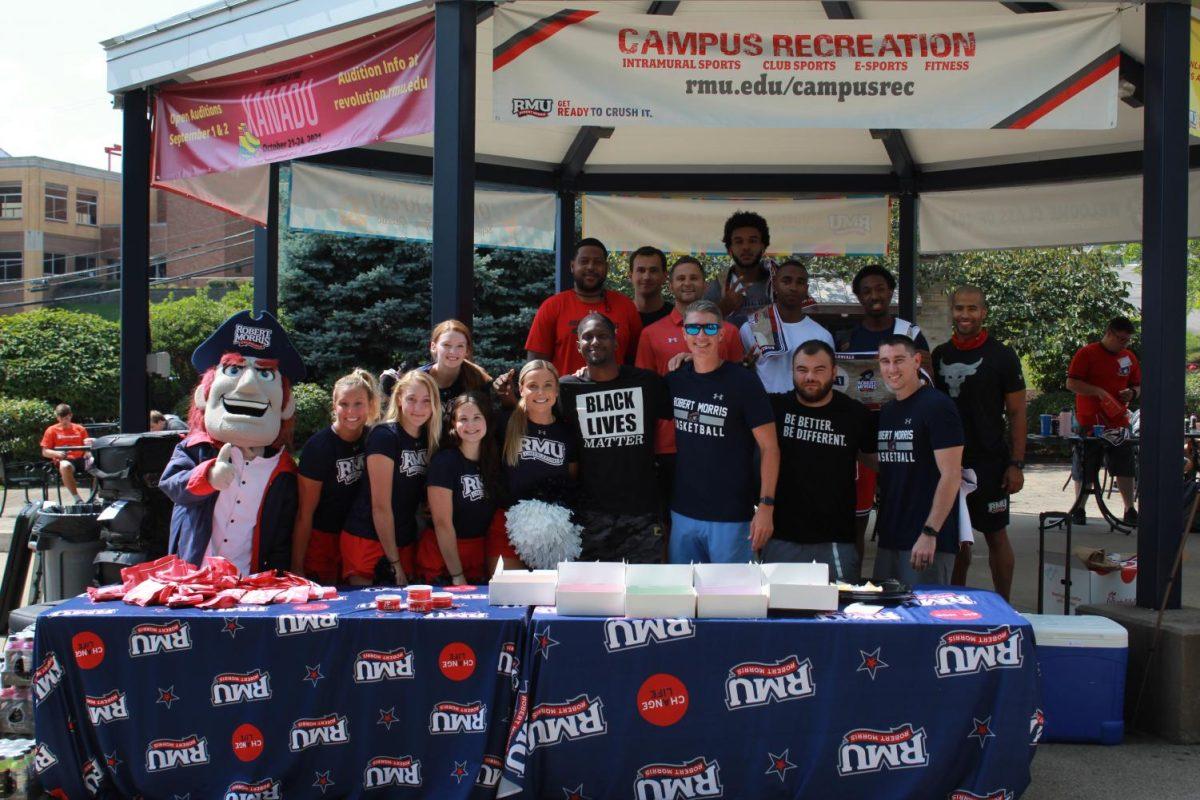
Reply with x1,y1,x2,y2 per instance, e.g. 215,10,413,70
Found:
839,319,930,353
342,423,429,546
875,386,965,554
500,412,577,503
427,448,497,540
298,426,365,533
667,361,775,522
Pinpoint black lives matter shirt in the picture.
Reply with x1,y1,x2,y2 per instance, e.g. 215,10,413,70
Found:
772,391,877,544
500,413,578,503
298,426,366,533
932,336,1025,465
876,386,965,554
342,423,428,546
560,366,671,516
427,448,497,540
667,361,774,523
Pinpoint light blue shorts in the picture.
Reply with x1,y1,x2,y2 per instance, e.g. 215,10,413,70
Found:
668,512,753,564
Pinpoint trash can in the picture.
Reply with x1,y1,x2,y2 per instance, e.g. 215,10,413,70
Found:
29,503,103,602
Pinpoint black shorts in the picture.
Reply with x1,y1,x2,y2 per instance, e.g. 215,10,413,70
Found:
1071,439,1135,481
64,457,87,475
966,459,1010,535
577,510,664,564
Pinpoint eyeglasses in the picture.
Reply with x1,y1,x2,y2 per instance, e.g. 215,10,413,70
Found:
683,323,721,336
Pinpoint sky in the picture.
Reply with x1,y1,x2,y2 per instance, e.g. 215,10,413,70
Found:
0,0,203,171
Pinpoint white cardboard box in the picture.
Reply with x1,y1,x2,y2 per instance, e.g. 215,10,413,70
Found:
556,561,626,617
1041,553,1136,615
761,562,838,611
488,562,558,606
694,563,768,619
625,564,696,618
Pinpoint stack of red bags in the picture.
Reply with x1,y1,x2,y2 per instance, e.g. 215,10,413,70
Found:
86,555,337,609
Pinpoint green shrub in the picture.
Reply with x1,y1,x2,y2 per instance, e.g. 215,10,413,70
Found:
0,395,56,461
0,309,120,420
1187,371,1200,416
1026,389,1076,433
290,383,330,452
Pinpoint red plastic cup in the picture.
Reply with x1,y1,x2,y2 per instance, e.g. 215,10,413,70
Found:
432,592,453,609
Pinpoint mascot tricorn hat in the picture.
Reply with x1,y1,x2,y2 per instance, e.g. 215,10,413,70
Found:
192,310,305,381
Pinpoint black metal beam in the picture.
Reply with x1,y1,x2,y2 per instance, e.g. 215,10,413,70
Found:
119,89,150,434
1003,1,1143,108
559,127,614,189
1137,1,1190,611
898,193,918,322
918,146,1200,193
555,191,576,292
300,149,557,191
432,0,476,325
577,171,900,194
820,1,854,20
647,1,680,14
253,162,280,317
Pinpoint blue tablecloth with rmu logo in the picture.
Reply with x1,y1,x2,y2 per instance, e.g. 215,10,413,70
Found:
499,587,1040,800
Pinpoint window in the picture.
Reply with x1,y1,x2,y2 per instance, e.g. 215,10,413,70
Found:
150,258,167,280
76,189,98,225
75,254,97,274
44,184,67,221
0,252,20,282
0,184,20,219
43,252,67,275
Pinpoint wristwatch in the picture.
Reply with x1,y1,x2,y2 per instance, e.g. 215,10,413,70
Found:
920,525,938,538
1009,460,1025,469
758,496,775,506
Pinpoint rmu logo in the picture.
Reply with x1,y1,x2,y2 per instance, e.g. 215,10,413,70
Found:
725,655,815,710
82,758,103,794
363,756,422,789
829,213,871,235
520,437,567,466
528,695,607,750
33,652,64,704
497,641,520,687
512,98,553,118
129,620,192,657
233,324,271,350
1030,708,1045,745
915,592,977,606
837,724,929,776
857,370,878,391
634,757,722,800
32,743,57,774
85,689,130,724
429,700,487,734
935,626,1023,678
289,715,350,751
225,778,282,800
354,647,414,683
476,754,503,788
949,791,1013,800
210,670,272,706
399,449,427,476
504,686,530,777
276,613,338,636
145,734,211,772
604,618,695,652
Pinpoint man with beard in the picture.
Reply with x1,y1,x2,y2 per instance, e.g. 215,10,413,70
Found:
741,259,835,393
932,286,1026,600
629,245,674,328
560,313,672,562
526,238,643,375
766,341,877,581
704,210,775,329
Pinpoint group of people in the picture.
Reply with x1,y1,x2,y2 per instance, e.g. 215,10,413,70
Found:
273,210,1149,599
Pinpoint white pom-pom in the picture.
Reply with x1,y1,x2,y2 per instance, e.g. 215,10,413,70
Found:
505,500,583,569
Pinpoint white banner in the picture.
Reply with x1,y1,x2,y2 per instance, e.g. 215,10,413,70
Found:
288,162,557,250
919,173,1200,253
493,8,1119,129
582,194,889,255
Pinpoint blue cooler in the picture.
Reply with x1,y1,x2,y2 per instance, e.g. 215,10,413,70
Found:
1022,613,1128,745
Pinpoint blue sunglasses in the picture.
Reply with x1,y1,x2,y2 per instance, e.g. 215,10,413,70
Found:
683,323,721,336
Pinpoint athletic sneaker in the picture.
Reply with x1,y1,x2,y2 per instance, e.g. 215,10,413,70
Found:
1123,508,1138,526
1071,508,1087,526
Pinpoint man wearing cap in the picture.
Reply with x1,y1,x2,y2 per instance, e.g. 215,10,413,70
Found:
159,311,305,575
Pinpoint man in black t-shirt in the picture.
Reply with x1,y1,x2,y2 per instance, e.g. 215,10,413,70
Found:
767,340,877,581
932,286,1026,600
874,335,964,585
560,313,672,562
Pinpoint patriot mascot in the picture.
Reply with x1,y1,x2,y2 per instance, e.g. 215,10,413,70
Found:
159,311,305,574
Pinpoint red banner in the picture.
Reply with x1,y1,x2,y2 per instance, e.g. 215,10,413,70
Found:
153,14,434,182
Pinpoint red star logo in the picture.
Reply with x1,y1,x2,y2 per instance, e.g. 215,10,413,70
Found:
303,664,325,686
105,751,122,771
221,617,243,638
377,707,398,731
313,770,335,794
156,686,179,709
857,648,889,680
969,716,996,748
535,627,559,659
765,749,797,783
450,761,470,784
562,784,591,800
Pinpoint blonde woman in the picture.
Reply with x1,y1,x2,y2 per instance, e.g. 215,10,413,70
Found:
339,370,440,586
291,369,380,583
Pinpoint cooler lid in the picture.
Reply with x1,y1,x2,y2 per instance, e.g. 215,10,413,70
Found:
1020,613,1128,648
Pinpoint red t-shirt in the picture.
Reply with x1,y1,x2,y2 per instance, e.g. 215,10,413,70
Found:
41,422,90,459
636,307,746,454
524,290,643,376
1068,342,1141,427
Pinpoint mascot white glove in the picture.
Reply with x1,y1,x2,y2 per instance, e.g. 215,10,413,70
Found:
209,442,237,491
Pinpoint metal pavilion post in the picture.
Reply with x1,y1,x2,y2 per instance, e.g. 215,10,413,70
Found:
431,0,476,326
253,163,280,316
554,191,576,293
897,191,918,323
1137,0,1190,610
119,89,151,434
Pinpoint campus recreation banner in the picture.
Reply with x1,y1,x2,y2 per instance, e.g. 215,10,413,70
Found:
289,162,557,250
582,194,889,255
919,172,1200,253
493,7,1119,129
152,14,434,221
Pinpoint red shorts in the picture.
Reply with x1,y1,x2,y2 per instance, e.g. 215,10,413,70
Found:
486,509,520,566
339,533,415,582
416,529,486,584
303,529,341,585
855,465,877,516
